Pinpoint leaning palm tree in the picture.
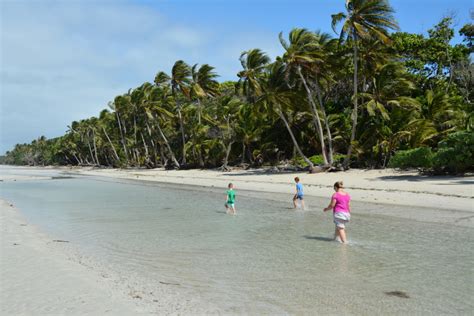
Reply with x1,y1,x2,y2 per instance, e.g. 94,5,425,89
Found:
257,61,315,170
332,0,399,166
279,28,332,165
143,84,180,169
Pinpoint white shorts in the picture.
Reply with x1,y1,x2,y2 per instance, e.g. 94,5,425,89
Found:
334,212,350,229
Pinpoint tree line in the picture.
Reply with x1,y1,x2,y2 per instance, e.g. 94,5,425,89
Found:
2,1,473,173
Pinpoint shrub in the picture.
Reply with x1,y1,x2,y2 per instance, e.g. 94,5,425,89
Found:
294,154,346,167
432,131,474,174
388,147,434,169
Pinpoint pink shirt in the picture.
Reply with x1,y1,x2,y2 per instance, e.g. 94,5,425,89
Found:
332,192,351,213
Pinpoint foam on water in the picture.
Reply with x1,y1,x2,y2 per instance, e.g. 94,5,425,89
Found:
1,166,473,314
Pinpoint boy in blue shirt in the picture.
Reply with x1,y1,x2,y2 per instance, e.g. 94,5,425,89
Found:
293,177,305,209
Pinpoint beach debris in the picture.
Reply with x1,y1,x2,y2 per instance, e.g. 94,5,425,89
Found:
128,291,143,299
385,291,410,298
52,239,70,243
13,243,20,246
159,281,180,286
20,224,27,226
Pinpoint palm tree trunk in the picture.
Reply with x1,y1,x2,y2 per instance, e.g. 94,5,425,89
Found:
158,144,165,166
71,153,81,165
344,34,359,167
115,111,129,164
145,121,158,166
156,120,180,169
314,74,334,164
141,132,149,159
91,129,100,166
85,132,96,165
176,108,187,165
277,106,314,169
221,140,234,170
296,66,328,165
197,99,202,125
102,126,120,162
241,143,246,164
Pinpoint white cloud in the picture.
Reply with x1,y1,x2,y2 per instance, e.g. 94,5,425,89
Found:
0,0,280,153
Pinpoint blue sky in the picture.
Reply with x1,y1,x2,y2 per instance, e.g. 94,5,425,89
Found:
0,0,472,154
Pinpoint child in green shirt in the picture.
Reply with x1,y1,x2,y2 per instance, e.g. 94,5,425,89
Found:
225,183,236,215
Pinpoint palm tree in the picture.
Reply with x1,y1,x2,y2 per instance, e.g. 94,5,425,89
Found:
98,109,121,164
279,28,332,165
235,102,268,164
237,49,271,102
190,63,219,124
419,89,463,140
143,84,180,169
358,62,421,165
214,96,242,170
332,0,399,166
237,49,272,164
170,60,191,165
258,61,315,169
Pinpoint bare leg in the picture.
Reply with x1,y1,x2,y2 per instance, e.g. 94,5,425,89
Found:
338,227,347,243
293,195,298,208
300,199,305,210
232,206,236,215
334,227,342,242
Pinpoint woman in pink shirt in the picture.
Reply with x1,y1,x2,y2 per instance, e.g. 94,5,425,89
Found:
324,181,351,243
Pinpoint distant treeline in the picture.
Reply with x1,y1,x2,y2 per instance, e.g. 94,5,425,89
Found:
2,1,473,173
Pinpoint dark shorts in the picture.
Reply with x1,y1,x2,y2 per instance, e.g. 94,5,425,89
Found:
295,194,303,200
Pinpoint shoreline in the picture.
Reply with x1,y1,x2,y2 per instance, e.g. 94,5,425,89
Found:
0,199,140,315
64,166,473,212
0,198,219,315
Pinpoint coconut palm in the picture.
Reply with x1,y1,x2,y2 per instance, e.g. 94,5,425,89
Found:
279,28,332,165
332,0,399,166
213,96,243,170
257,61,315,169
170,60,191,165
190,63,219,124
237,49,271,102
143,84,180,169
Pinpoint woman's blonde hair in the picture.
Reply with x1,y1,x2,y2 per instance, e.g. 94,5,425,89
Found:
334,181,344,190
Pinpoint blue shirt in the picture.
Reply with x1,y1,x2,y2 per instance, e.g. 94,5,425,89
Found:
296,183,303,196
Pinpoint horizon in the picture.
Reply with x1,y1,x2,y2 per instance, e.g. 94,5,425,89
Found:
1,0,472,154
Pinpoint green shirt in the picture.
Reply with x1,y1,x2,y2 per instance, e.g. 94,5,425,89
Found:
227,189,235,204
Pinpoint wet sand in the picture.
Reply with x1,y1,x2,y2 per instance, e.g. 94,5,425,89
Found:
0,199,138,315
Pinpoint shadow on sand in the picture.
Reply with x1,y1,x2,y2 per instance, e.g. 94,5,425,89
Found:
376,174,473,184
303,235,334,242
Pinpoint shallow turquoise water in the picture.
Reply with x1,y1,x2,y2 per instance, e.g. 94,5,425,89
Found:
1,167,473,314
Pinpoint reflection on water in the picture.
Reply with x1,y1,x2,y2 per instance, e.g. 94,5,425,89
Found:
1,167,473,314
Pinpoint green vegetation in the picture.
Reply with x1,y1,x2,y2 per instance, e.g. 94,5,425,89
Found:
3,1,473,174
432,131,474,174
388,147,433,169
